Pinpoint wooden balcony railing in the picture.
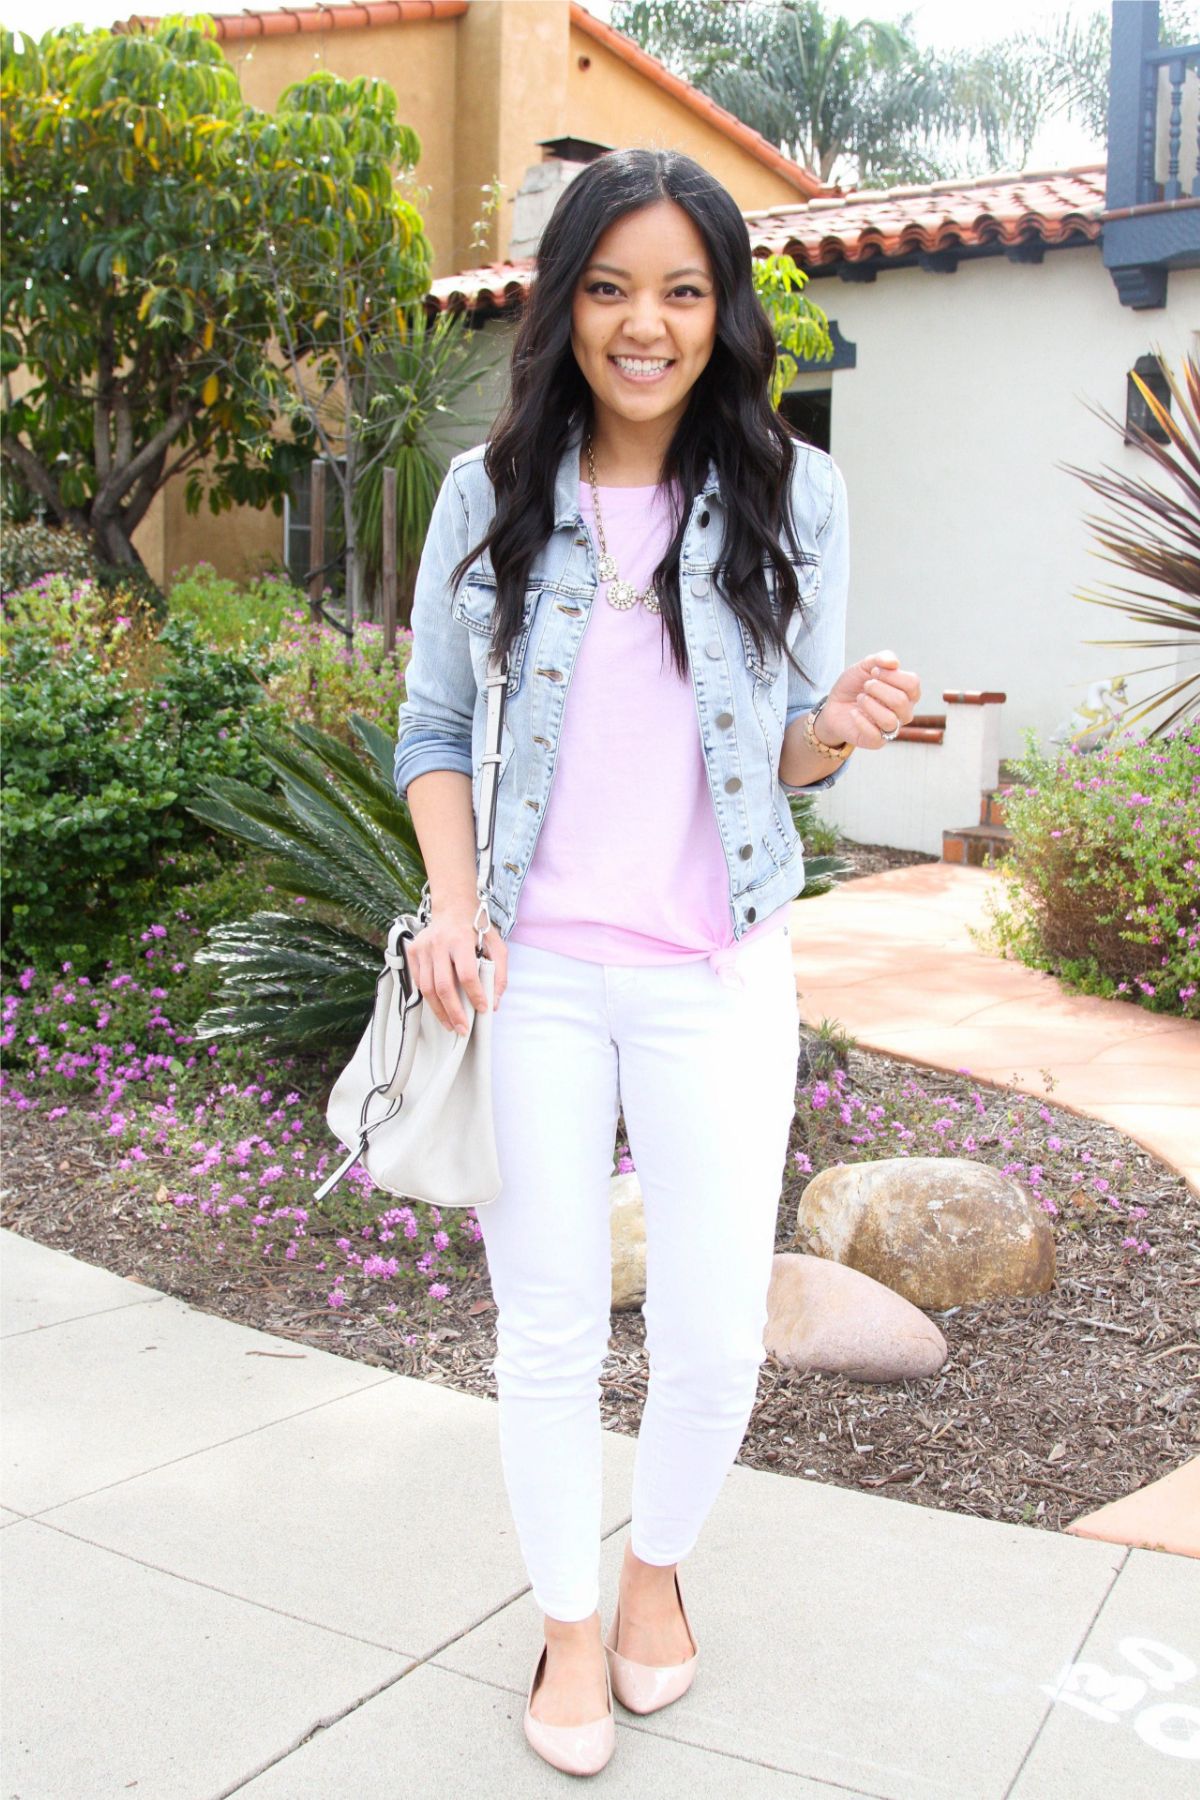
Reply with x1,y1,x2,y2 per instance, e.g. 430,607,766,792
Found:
1104,2,1200,306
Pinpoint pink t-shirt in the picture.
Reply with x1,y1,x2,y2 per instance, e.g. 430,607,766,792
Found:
506,478,791,985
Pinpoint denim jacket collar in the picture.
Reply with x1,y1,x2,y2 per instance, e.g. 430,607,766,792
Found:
551,418,721,529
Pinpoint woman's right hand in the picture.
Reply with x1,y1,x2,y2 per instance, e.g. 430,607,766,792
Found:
406,901,508,1035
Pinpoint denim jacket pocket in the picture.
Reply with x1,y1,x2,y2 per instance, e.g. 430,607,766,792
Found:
452,573,540,696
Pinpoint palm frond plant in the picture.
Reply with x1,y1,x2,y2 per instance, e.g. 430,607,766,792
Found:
1062,351,1200,739
353,305,495,625
186,714,426,1050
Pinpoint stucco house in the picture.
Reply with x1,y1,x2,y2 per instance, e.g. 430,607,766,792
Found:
419,6,1200,857
119,0,1198,857
121,0,825,586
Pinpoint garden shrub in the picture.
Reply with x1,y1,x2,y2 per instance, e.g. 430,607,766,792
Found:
2,572,162,685
0,522,166,615
979,721,1199,1016
1,578,286,969
168,562,303,649
0,521,99,593
267,604,413,742
93,558,166,618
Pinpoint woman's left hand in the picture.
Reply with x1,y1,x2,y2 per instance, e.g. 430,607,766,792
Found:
816,650,921,749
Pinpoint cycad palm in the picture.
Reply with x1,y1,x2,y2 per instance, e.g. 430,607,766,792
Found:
187,715,426,1049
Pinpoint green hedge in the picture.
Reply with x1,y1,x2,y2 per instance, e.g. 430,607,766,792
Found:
1,577,284,968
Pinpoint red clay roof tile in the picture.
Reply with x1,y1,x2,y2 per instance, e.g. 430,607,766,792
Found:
428,166,1107,309
743,166,1106,270
115,1,467,39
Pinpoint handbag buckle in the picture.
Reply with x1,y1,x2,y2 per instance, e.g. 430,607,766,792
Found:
473,893,492,956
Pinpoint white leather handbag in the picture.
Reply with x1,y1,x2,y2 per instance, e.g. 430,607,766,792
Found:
315,649,509,1210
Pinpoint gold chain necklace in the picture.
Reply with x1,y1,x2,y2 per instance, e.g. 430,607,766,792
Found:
585,435,661,613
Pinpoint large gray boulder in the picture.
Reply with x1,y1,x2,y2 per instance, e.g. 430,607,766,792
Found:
793,1156,1055,1309
764,1253,948,1382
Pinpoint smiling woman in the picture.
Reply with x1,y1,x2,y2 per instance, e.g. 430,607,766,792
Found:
392,144,921,1774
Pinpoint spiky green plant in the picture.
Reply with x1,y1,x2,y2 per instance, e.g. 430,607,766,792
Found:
186,714,425,1050
1063,352,1200,738
352,306,495,621
787,793,857,893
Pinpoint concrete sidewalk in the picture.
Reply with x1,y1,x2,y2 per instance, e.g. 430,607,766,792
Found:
789,863,1200,1200
3,1230,1198,1799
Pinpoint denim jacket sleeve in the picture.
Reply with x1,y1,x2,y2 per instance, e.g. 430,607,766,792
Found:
779,451,852,796
393,462,477,801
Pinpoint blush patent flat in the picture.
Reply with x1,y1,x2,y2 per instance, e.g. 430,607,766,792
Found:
523,1640,616,1777
603,1570,699,1714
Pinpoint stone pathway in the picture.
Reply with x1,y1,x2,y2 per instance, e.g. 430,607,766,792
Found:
789,863,1200,1200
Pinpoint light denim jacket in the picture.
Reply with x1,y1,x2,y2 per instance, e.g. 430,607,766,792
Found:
394,419,852,941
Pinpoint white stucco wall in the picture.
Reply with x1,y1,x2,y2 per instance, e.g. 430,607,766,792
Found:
809,248,1198,772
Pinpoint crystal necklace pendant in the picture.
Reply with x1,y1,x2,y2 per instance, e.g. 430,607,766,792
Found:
586,433,661,615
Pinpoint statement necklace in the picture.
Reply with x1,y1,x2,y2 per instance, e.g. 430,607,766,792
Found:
585,435,661,613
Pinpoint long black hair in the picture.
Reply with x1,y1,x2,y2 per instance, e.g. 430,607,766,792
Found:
450,147,815,682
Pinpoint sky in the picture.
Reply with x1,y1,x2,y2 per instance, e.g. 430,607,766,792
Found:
2,0,1112,169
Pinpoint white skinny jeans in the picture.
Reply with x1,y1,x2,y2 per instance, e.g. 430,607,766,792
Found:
476,919,800,1622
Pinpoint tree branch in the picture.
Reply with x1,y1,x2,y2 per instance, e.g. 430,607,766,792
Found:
91,403,193,519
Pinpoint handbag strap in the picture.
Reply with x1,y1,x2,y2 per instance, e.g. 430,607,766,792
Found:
475,648,509,920
412,646,509,955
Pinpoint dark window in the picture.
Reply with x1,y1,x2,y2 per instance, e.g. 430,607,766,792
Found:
780,388,832,451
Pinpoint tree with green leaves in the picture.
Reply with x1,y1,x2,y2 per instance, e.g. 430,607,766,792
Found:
0,17,431,580
612,1,1198,187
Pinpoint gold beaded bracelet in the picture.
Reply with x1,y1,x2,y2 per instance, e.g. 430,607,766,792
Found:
802,702,855,762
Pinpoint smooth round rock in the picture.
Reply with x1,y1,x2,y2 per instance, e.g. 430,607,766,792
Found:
793,1156,1055,1309
609,1171,646,1310
764,1253,948,1382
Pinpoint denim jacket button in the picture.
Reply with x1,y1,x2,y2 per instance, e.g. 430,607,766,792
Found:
715,710,734,728
739,843,753,859
705,638,721,658
746,906,757,923
699,509,710,528
724,776,742,794
690,577,710,597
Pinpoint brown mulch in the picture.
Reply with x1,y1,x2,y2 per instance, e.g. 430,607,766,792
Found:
4,1037,1195,1538
828,834,942,880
